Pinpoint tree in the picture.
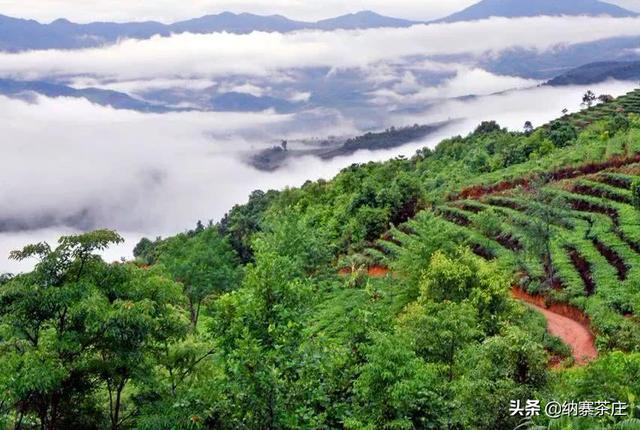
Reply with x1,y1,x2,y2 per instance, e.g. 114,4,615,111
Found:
399,301,480,379
598,94,615,104
91,264,188,430
474,120,503,135
582,90,596,108
418,249,510,335
132,237,158,264
211,253,312,429
548,121,577,148
632,178,640,212
217,189,278,263
455,327,547,429
524,121,534,135
0,231,188,430
608,113,631,135
345,333,446,430
520,181,568,290
157,228,240,329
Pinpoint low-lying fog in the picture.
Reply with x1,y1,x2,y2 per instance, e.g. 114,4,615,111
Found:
1,79,637,273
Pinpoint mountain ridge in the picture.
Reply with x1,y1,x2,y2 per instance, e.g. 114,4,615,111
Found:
437,0,638,22
547,60,640,86
0,78,184,112
0,11,420,52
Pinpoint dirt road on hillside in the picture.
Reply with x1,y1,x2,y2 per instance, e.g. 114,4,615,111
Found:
531,303,597,365
512,288,597,365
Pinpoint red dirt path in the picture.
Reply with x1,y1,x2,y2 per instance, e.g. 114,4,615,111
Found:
338,267,597,365
339,265,390,278
511,287,598,366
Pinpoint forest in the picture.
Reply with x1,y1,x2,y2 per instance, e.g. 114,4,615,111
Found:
3,89,640,429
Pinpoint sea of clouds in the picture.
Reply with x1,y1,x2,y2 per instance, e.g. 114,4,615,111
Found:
2,14,640,272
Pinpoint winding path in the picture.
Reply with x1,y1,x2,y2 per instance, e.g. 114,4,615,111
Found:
512,288,598,365
340,268,597,365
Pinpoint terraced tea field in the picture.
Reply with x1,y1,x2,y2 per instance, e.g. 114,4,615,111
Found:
548,88,640,131
372,138,640,352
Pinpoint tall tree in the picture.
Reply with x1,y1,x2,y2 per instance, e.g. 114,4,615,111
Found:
157,229,240,329
0,231,188,430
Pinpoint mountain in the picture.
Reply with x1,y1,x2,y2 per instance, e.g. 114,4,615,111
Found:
547,60,640,85
0,11,420,52
0,79,180,112
169,12,306,34
210,92,297,113
315,11,419,30
0,15,170,51
438,0,638,22
480,35,640,79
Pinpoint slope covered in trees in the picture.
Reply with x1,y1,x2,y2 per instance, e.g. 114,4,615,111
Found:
3,90,640,429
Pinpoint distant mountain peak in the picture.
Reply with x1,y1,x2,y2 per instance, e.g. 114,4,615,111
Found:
438,0,638,22
0,11,423,52
315,10,419,29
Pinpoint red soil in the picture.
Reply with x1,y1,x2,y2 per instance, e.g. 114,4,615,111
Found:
339,265,390,278
453,154,640,201
511,287,598,366
566,247,596,296
368,266,390,277
593,238,628,281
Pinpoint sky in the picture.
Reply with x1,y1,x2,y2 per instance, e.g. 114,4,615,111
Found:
0,0,637,23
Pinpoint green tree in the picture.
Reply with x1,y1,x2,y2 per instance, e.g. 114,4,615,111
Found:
632,178,640,212
157,228,240,329
209,214,325,428
455,326,548,429
0,231,188,430
548,121,578,148
474,121,503,135
346,333,446,430
520,182,568,290
419,249,510,335
582,90,596,108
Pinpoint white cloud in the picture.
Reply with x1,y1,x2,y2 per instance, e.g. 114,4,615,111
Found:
69,77,217,93
217,82,266,97
1,16,640,82
370,67,540,104
288,91,311,102
410,80,639,131
2,80,639,272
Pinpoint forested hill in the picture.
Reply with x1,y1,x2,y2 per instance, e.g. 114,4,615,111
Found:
3,89,640,429
547,60,640,86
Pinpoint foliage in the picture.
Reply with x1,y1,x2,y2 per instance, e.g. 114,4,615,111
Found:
156,228,240,328
5,90,640,429
0,231,189,429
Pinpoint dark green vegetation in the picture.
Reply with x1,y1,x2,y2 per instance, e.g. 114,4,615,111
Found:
3,90,640,429
547,61,640,87
249,122,451,171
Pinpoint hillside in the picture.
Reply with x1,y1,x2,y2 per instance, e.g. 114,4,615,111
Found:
548,60,640,86
248,122,452,171
3,90,640,428
438,0,638,22
0,78,181,112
